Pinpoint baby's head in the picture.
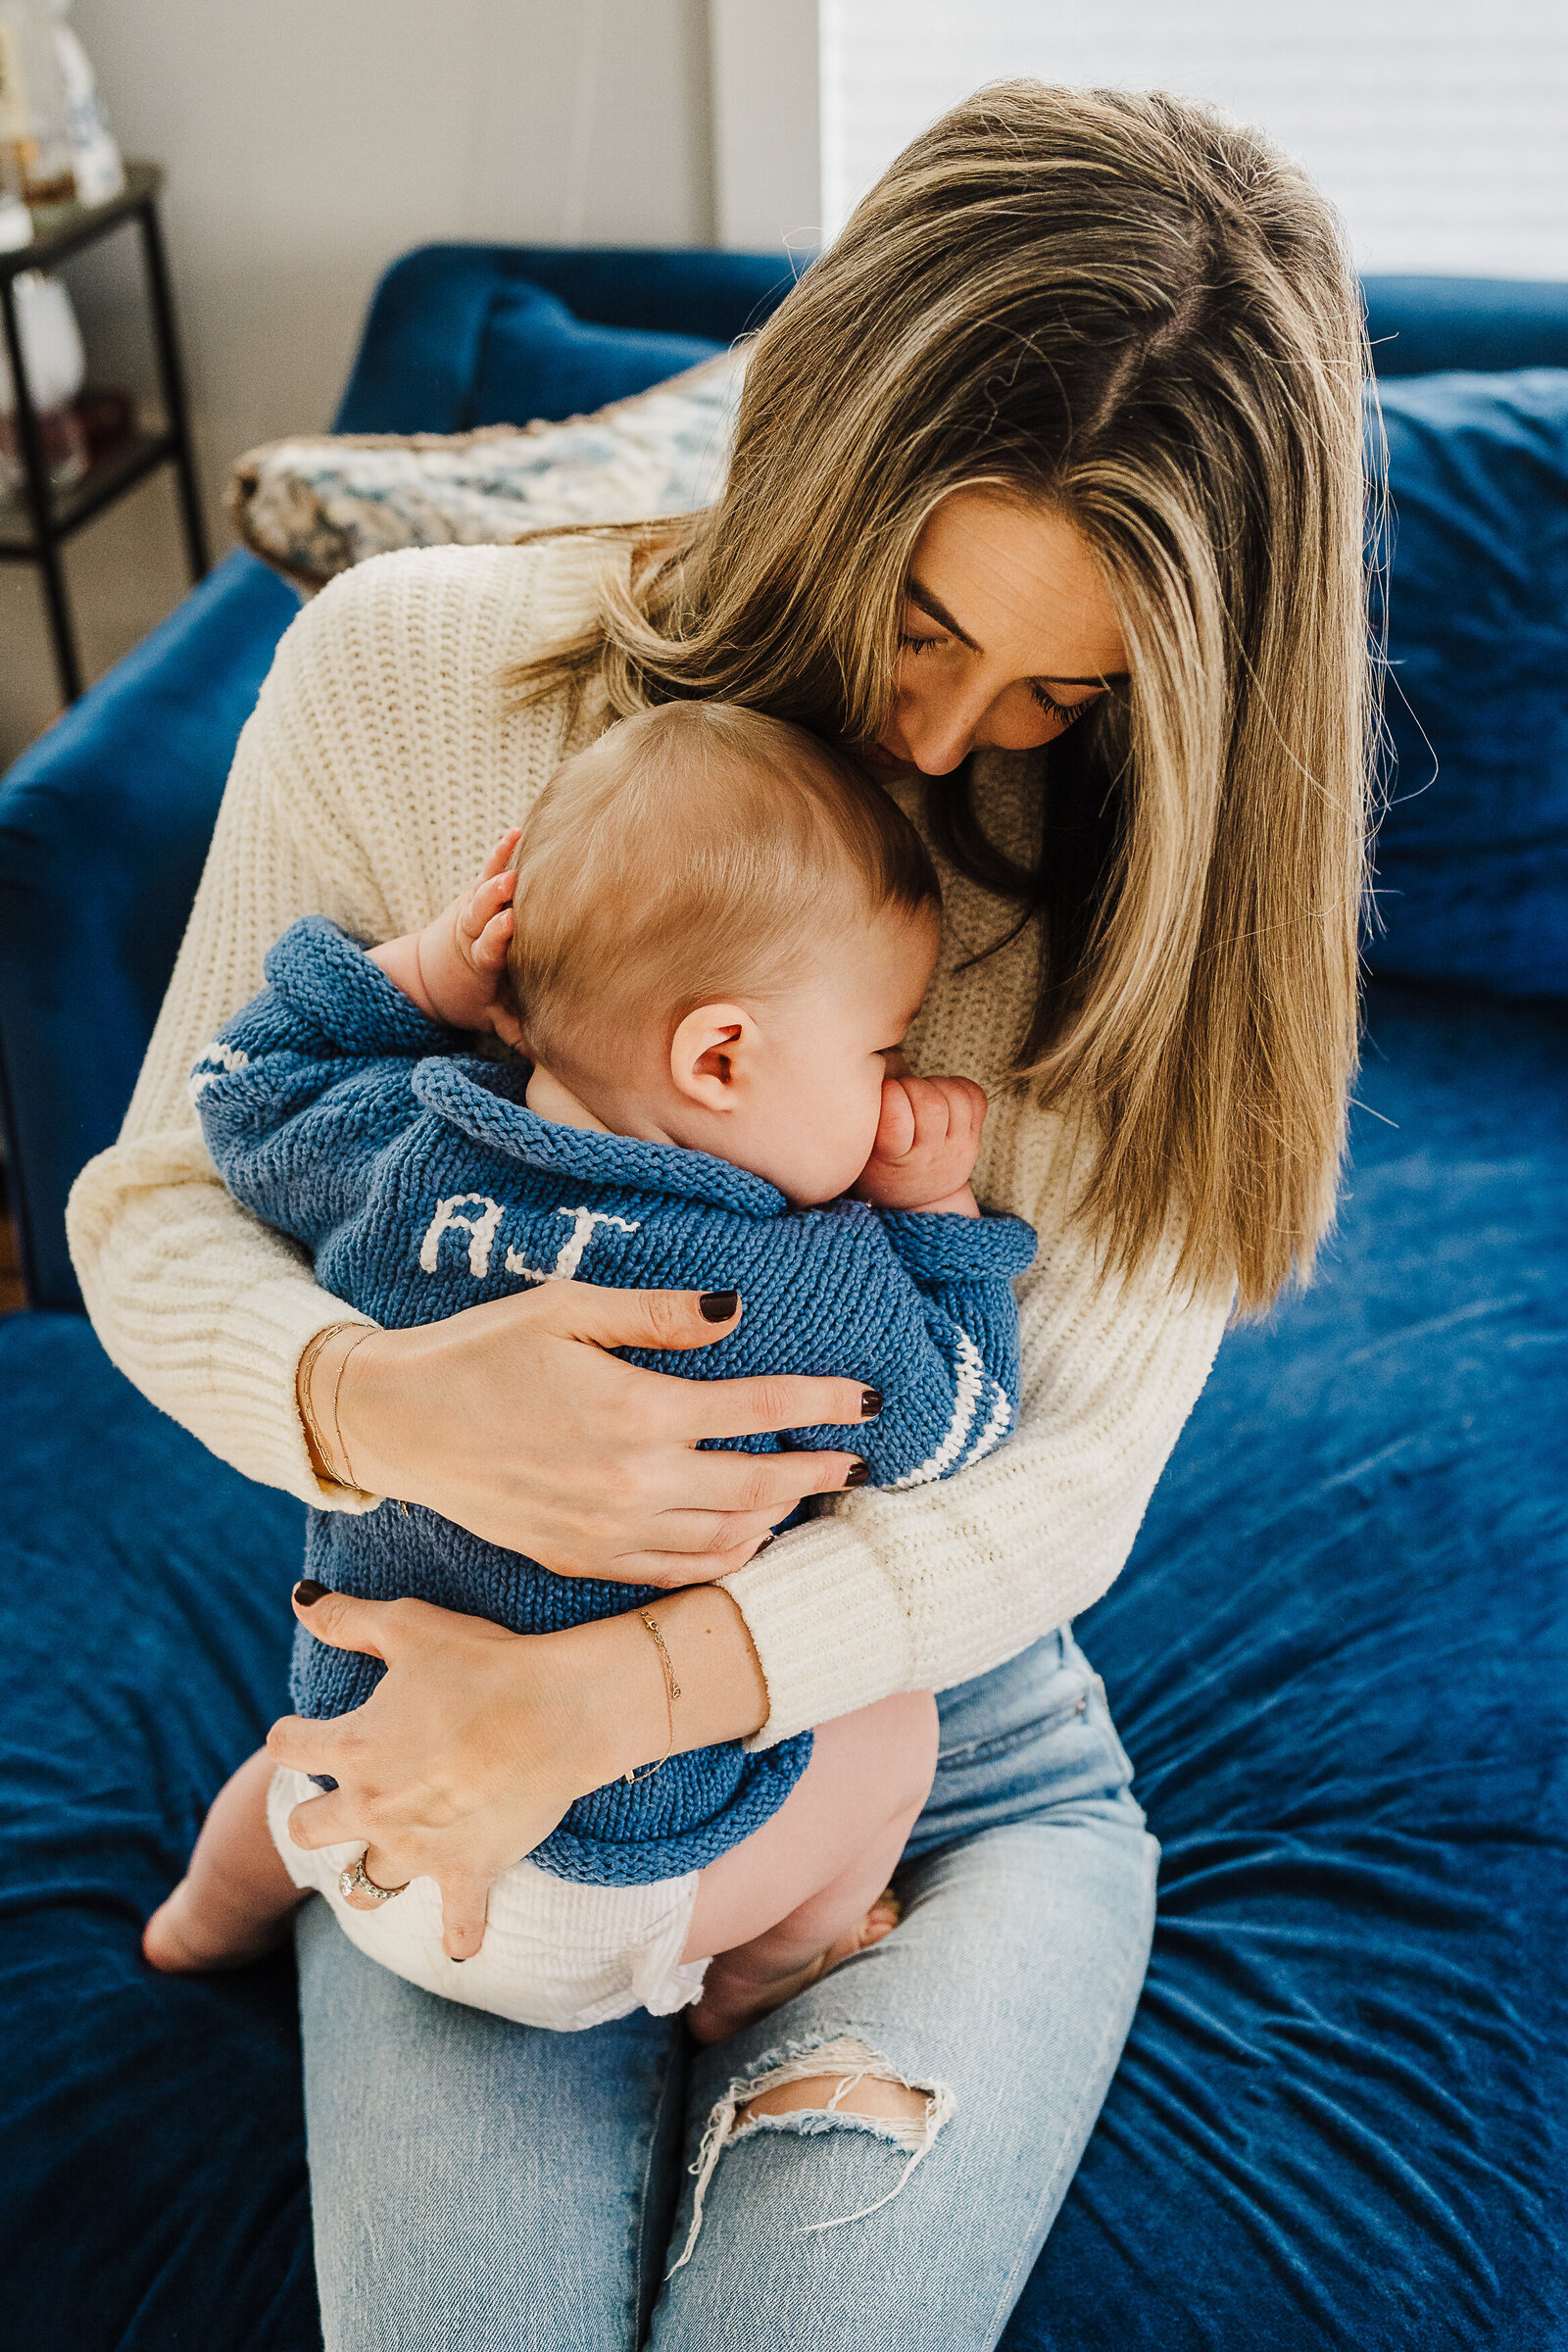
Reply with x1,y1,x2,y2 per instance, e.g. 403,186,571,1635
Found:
506,703,942,1205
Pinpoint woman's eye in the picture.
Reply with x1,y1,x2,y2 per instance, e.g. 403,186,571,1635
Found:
1030,684,1095,725
897,631,946,656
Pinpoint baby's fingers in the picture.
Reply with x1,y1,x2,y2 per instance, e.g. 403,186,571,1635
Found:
913,1074,987,1149
455,870,517,955
903,1075,958,1152
948,1075,990,1149
471,905,515,973
479,828,523,882
874,1075,918,1160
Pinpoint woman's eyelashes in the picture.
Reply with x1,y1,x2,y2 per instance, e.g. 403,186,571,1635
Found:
1029,684,1095,725
896,631,1095,730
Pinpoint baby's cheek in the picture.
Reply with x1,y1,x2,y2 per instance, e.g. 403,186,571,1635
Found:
834,1096,877,1187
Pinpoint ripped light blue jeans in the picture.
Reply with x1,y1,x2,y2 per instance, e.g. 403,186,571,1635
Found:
297,1629,1157,2351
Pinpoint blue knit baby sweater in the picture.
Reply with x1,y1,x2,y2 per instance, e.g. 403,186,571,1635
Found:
193,918,1037,1886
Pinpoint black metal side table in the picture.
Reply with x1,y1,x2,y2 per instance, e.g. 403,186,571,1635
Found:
0,160,209,705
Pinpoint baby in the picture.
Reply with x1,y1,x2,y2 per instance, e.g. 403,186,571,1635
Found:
144,702,1035,2042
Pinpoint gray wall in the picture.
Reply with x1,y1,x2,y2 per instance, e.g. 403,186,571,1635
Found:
2,0,716,757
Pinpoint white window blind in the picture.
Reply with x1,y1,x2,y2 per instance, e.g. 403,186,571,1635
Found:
819,1,1568,276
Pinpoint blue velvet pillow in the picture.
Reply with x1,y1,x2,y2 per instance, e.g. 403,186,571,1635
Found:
1371,369,1568,999
469,281,721,430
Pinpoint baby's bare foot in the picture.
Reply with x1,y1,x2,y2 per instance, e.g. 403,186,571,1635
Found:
142,1879,298,1975
861,1886,901,1943
688,1890,903,2046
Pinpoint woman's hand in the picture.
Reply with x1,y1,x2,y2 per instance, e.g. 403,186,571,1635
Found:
308,1284,877,1584
269,1579,769,1957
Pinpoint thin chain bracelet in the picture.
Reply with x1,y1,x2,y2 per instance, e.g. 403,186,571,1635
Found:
624,1609,682,1785
298,1322,358,1487
328,1325,375,1492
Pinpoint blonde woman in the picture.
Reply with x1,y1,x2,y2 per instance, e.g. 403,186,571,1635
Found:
71,82,1371,2350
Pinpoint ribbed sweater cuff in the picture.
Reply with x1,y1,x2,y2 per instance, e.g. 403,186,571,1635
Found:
210,1277,381,1509
727,1513,914,1749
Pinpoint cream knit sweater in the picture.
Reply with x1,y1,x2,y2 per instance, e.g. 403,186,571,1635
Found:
68,538,1231,1747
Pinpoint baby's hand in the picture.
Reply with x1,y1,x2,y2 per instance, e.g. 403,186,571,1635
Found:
368,832,524,1047
853,1073,988,1215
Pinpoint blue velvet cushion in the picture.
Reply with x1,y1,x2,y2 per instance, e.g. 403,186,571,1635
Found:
1363,276,1568,377
4,981,1562,2347
1372,369,1568,999
0,550,299,1308
471,280,720,430
332,244,793,434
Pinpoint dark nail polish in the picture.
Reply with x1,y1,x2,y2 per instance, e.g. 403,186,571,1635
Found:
755,1532,775,1552
845,1459,870,1488
293,1579,330,1607
700,1290,739,1323
860,1388,884,1420
452,1955,467,1964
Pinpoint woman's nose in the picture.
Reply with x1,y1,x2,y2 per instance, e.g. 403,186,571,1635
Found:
899,689,983,776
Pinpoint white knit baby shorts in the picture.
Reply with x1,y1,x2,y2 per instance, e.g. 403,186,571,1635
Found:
268,1767,708,2031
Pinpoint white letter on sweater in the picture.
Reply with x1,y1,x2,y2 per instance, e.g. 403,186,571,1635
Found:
505,1205,640,1284
419,1193,505,1278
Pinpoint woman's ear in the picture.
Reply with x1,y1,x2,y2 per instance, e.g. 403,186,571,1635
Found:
669,1003,755,1112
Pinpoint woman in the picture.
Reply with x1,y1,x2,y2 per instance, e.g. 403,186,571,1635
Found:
70,82,1371,2350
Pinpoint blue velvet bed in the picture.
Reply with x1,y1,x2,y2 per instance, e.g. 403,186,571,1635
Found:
0,248,1564,2348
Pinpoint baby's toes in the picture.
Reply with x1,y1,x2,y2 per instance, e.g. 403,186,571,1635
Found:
859,1887,903,1948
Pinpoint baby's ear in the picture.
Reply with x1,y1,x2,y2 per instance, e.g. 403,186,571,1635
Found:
670,1003,753,1108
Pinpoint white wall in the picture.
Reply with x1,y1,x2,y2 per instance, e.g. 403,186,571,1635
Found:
819,0,1568,271
710,0,820,251
2,0,717,756
69,0,717,516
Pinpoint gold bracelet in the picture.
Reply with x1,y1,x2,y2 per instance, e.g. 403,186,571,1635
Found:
297,1322,362,1488
624,1609,682,1786
328,1326,374,1492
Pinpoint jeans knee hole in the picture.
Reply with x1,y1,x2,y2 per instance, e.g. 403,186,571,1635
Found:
667,2037,956,2276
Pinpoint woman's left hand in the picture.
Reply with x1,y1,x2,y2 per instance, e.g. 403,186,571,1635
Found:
269,1588,580,1958
267,1577,768,1958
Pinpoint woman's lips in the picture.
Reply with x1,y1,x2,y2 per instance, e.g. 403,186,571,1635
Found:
860,741,912,774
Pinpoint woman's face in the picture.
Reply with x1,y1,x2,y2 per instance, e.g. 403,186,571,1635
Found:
859,488,1129,779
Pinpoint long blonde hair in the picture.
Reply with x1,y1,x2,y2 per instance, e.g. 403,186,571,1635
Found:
507,82,1377,1310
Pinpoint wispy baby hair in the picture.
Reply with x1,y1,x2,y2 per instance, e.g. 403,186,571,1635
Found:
507,702,940,1068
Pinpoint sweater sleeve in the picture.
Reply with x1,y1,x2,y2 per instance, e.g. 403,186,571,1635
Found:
191,918,448,1249
727,1130,1233,1746
867,1208,1037,1488
66,541,602,1505
782,1205,1037,1494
